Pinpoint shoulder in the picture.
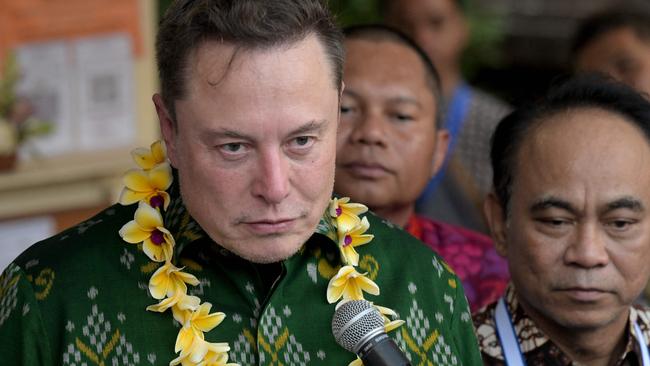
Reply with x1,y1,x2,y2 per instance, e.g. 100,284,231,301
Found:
2,203,153,334
632,305,650,345
361,210,468,308
363,211,444,264
468,86,511,113
466,86,512,126
412,215,501,267
14,204,135,267
9,203,143,288
359,212,480,362
473,301,503,360
473,301,497,330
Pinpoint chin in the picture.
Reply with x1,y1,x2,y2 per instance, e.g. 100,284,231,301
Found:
545,307,623,331
225,233,310,264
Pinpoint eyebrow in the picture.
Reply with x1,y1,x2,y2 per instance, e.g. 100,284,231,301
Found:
529,195,645,215
605,196,644,212
388,95,422,107
201,129,251,142
289,119,329,136
201,119,329,142
343,90,422,109
530,196,577,215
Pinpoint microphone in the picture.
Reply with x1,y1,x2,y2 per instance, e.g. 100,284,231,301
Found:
332,300,411,366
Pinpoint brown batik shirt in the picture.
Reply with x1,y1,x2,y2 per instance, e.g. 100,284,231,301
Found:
473,284,650,366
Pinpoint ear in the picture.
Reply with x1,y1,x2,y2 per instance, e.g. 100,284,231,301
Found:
153,93,178,167
430,128,450,178
483,192,508,257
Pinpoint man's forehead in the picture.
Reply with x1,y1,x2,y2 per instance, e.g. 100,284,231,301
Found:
185,35,334,92
511,108,650,200
187,41,238,86
519,107,647,156
345,39,423,78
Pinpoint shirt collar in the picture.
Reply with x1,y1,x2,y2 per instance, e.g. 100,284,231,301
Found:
502,284,650,365
404,214,423,240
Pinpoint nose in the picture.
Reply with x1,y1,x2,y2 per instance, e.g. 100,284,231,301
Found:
251,148,290,205
564,223,609,269
348,110,387,147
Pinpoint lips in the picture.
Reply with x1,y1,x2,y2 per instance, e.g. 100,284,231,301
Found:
557,287,611,302
243,218,297,235
341,161,392,179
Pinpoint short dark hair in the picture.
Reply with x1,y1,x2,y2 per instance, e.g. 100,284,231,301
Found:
156,0,344,122
571,5,650,62
343,24,442,126
491,74,650,211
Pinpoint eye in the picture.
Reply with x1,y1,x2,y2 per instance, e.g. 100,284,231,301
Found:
606,219,636,231
535,217,573,233
287,136,315,153
340,104,355,115
541,218,569,227
217,142,249,160
392,113,414,122
222,143,242,153
294,136,312,146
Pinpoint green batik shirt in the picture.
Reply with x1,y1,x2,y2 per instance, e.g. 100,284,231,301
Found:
0,181,481,366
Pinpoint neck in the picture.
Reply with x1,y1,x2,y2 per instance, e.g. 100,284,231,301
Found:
370,203,414,228
440,68,462,101
517,297,630,366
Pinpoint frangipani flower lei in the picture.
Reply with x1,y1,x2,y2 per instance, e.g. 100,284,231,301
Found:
118,142,403,366
118,141,237,366
328,198,405,366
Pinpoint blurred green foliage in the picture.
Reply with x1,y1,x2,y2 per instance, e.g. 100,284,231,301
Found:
330,0,506,77
158,0,173,19
0,53,18,119
329,0,382,26
0,53,53,152
462,4,506,77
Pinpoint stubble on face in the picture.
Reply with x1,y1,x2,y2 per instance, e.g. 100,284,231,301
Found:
164,35,340,264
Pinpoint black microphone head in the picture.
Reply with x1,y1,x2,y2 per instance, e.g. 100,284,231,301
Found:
331,300,385,353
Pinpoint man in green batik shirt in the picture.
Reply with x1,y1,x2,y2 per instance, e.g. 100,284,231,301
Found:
0,1,481,365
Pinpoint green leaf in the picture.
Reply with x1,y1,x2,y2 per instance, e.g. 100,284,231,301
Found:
0,52,19,118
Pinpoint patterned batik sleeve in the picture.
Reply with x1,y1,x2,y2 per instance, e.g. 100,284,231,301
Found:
450,279,483,366
0,263,54,365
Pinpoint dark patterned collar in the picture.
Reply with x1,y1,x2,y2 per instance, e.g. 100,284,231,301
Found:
474,284,650,365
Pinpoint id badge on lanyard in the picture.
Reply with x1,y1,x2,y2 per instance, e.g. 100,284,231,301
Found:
494,297,650,366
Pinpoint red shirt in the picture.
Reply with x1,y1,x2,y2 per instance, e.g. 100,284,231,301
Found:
405,214,509,312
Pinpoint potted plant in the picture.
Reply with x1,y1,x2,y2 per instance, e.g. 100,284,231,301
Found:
0,53,52,171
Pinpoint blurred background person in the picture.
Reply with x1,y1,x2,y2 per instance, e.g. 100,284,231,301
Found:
380,0,511,233
335,24,509,312
571,2,650,98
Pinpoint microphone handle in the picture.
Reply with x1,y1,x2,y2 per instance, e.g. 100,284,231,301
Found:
359,333,411,366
